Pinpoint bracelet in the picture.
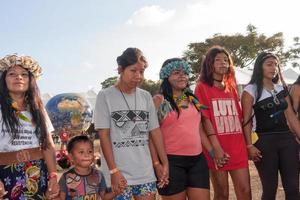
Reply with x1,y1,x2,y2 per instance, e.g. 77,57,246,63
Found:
208,149,215,159
109,168,119,175
207,133,216,137
153,161,160,166
48,172,58,179
246,144,254,149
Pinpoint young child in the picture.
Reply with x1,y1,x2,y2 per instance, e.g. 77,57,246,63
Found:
58,135,116,200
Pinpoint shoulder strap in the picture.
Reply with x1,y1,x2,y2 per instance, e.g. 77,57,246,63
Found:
242,113,254,127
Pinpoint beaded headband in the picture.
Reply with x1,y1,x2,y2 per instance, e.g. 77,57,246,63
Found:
159,60,192,79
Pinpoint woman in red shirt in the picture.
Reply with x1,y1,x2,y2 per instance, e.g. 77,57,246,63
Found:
194,46,251,200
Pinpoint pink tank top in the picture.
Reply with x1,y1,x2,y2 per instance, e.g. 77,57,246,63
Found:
160,104,202,155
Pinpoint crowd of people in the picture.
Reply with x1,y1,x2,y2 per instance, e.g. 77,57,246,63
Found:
0,47,299,200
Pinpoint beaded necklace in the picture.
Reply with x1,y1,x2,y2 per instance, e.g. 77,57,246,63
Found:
173,94,188,109
173,92,207,111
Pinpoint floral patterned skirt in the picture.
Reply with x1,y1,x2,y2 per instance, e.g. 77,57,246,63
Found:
0,159,48,200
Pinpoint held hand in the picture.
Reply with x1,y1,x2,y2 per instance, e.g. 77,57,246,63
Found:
247,145,262,162
46,177,60,199
154,163,169,188
0,181,8,200
152,95,164,109
111,171,127,195
213,147,230,169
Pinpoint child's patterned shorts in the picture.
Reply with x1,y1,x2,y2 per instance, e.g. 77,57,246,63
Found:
114,181,156,200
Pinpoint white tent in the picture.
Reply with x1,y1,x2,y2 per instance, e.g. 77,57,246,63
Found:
235,68,252,85
282,68,299,84
235,67,299,85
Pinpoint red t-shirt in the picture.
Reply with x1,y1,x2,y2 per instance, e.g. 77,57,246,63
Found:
195,81,248,170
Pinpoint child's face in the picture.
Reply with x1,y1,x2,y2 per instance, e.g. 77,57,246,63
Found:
70,141,94,168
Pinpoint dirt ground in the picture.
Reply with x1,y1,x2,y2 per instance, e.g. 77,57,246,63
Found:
210,161,285,200
57,140,291,200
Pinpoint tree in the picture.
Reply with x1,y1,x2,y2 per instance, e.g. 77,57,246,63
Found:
183,24,300,75
100,76,118,89
100,76,161,95
140,79,161,95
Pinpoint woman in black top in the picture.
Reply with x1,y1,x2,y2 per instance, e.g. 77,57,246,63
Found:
241,52,300,200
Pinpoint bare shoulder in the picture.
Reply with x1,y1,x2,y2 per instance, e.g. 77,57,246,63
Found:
290,84,300,95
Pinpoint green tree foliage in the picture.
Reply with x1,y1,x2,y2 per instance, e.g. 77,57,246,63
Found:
100,76,118,89
140,79,161,95
184,24,300,74
101,76,161,95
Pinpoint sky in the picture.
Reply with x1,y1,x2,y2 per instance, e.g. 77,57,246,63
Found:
1,0,300,95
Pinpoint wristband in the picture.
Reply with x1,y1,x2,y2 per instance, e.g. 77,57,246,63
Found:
153,161,160,166
207,133,216,137
48,172,58,179
109,168,119,175
208,149,215,159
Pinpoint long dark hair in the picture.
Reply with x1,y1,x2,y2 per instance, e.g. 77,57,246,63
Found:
249,52,287,102
0,70,49,149
160,58,200,115
199,45,237,92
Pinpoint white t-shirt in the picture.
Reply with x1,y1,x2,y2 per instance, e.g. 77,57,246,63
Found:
93,86,159,186
243,83,285,103
0,109,54,152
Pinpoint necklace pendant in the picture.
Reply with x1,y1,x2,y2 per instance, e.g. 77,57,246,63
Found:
273,96,280,105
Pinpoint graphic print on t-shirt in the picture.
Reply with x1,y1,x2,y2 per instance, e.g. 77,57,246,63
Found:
64,171,100,199
111,110,149,148
212,98,242,135
2,128,36,146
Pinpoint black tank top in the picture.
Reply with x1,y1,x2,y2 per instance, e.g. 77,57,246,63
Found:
253,89,290,133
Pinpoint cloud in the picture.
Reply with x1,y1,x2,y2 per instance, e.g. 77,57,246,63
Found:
80,61,95,71
126,5,175,27
81,0,300,89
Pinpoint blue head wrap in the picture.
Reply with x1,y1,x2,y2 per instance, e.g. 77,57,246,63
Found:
159,60,192,79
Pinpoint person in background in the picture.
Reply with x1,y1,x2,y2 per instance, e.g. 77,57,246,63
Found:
290,75,300,165
195,46,251,200
0,54,59,200
59,135,117,200
290,75,300,120
93,47,169,200
152,58,210,200
241,52,300,200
